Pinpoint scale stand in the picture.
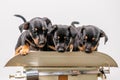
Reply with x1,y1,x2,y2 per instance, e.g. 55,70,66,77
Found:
5,51,118,80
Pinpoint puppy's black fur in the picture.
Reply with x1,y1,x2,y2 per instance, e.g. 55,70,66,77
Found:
15,17,54,55
71,21,79,27
74,25,108,53
48,25,77,52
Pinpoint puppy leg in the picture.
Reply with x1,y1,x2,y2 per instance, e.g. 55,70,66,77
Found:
69,44,73,52
48,45,56,51
15,46,22,55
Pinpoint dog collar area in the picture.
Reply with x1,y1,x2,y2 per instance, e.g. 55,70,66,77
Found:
5,51,118,80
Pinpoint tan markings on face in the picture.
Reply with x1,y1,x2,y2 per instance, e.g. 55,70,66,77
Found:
58,36,60,39
91,45,98,51
34,28,38,31
42,27,45,30
33,38,39,45
78,45,85,51
64,37,66,39
85,36,88,40
92,37,95,41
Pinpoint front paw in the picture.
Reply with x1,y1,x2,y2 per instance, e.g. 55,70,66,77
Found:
20,48,29,56
19,45,30,56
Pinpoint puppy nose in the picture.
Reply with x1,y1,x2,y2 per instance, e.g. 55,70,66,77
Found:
39,41,45,44
58,48,65,52
85,48,92,53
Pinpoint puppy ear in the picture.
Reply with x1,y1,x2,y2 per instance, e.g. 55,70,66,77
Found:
48,25,58,35
43,17,52,28
23,22,29,30
18,22,29,33
80,26,85,34
79,26,85,39
100,30,108,44
68,26,78,38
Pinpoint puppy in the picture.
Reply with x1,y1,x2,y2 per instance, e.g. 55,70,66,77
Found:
74,25,108,53
48,25,77,52
15,17,50,55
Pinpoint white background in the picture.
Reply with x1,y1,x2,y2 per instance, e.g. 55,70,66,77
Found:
0,0,120,80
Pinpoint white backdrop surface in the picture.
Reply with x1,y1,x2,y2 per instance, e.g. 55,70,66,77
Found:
0,0,120,80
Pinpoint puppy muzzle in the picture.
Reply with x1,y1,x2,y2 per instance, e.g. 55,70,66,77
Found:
85,48,92,53
57,47,65,52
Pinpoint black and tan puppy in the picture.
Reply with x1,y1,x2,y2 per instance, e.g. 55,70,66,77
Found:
15,17,50,55
74,25,108,53
48,25,77,52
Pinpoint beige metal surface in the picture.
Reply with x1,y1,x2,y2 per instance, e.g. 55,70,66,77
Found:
39,75,97,80
5,51,118,67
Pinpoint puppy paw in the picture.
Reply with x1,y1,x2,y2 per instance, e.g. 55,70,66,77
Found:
20,45,29,56
20,49,29,56
15,44,29,56
69,44,73,52
15,46,22,56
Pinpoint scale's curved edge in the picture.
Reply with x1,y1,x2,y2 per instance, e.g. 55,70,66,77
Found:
5,51,118,67
96,51,118,67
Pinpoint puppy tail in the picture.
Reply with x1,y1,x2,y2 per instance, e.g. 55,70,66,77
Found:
71,21,79,27
14,14,27,22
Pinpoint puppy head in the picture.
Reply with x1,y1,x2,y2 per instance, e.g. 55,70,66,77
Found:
48,25,77,52
23,17,48,48
78,25,108,53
